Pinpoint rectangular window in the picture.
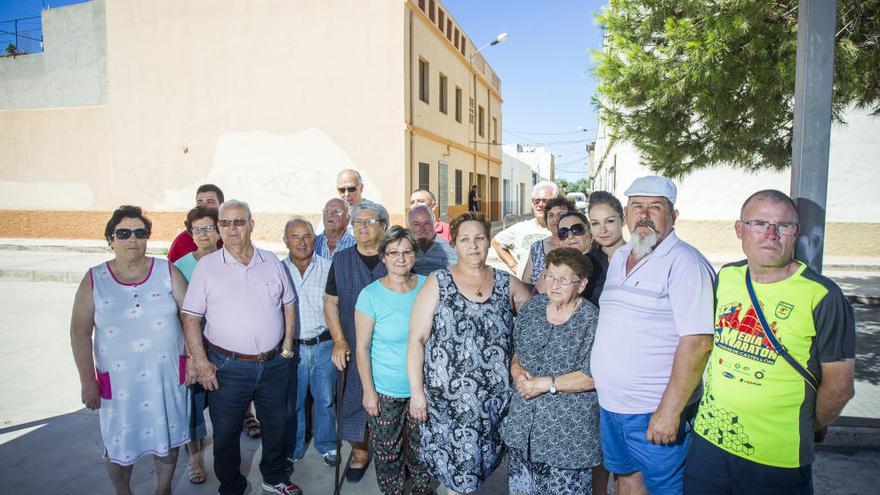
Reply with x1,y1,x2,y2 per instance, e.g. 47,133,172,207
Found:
478,106,485,137
418,58,429,103
418,0,425,11
454,27,459,49
455,86,462,123
492,117,498,143
438,9,445,31
439,74,448,114
455,169,463,204
460,36,466,56
447,20,453,41
418,162,430,191
429,0,435,22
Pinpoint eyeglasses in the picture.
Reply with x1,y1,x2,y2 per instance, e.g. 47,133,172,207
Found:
543,273,582,286
557,223,588,240
191,225,217,234
353,218,380,228
337,186,359,193
385,249,416,259
324,208,346,217
531,198,549,205
113,228,150,240
742,219,798,237
218,218,249,228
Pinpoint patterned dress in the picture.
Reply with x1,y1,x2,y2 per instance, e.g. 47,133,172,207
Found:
420,268,514,493
529,239,548,284
91,258,190,466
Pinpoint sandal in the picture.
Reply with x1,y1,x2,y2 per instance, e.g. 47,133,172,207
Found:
187,452,207,484
243,415,262,439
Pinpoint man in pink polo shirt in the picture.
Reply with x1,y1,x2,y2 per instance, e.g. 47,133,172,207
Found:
590,176,715,495
182,199,302,495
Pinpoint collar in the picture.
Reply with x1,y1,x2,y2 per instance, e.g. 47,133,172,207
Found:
221,245,265,267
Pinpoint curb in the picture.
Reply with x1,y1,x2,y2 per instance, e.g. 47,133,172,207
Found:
822,417,880,450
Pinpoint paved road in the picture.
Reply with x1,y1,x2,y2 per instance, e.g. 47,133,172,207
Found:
0,278,877,494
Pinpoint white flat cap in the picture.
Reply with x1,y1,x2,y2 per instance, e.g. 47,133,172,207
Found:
624,176,677,205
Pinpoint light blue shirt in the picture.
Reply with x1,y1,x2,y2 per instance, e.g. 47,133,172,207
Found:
173,252,198,281
412,237,458,276
314,231,356,259
355,275,426,397
282,254,332,340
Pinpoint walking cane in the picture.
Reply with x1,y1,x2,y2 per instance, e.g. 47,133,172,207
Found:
333,365,348,495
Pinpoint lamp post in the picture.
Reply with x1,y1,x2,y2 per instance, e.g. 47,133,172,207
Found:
469,32,508,220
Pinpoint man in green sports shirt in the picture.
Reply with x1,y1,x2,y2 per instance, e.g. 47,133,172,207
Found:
684,190,855,495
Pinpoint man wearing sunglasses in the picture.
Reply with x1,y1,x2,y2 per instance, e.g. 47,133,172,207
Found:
685,190,855,494
490,181,557,279
168,184,225,263
336,169,369,207
590,176,715,495
181,199,303,495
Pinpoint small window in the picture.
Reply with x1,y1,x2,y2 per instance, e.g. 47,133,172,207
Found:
446,20,452,41
454,27,460,49
460,36,466,56
438,9,445,31
455,86,462,123
418,0,425,11
439,74,448,114
419,58,429,104
418,162,430,191
455,169,463,204
429,0,435,22
492,117,498,143
478,106,485,137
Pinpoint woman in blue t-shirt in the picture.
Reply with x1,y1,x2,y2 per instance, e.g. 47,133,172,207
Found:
354,225,429,495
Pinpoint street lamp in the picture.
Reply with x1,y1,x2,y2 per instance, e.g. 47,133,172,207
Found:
469,32,508,220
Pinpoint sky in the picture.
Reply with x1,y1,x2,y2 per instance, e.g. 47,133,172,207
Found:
1,0,607,181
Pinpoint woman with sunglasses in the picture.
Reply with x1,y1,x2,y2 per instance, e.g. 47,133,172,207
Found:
354,226,431,495
503,248,601,495
70,206,191,494
172,205,219,484
522,196,576,286
533,211,593,295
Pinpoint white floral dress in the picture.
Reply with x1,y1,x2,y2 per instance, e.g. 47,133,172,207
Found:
91,258,190,466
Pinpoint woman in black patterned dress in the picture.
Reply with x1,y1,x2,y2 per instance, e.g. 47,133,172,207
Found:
406,212,531,494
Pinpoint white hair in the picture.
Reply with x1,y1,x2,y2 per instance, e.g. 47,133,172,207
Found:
219,199,252,220
284,216,314,235
407,204,436,224
532,180,559,197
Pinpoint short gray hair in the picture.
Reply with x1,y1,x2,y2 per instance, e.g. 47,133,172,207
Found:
350,200,390,230
284,216,314,236
325,197,351,212
532,180,559,198
408,204,435,224
337,168,364,185
219,199,252,220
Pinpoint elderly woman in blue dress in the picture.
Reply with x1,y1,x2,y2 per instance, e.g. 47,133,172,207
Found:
503,247,602,495
70,206,190,495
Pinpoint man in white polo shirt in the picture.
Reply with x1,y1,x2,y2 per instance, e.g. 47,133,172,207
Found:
590,176,715,495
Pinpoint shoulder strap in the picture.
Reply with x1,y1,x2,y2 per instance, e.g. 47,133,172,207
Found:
745,268,819,391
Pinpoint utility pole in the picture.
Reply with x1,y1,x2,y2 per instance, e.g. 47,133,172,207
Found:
790,0,837,273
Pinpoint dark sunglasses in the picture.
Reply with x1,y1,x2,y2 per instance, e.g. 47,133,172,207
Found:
557,223,587,240
218,218,249,228
113,228,150,240
337,186,359,193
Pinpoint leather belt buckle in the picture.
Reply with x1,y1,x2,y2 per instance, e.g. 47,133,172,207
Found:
257,351,269,361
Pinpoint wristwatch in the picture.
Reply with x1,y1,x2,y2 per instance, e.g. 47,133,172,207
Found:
281,348,295,359
549,376,558,395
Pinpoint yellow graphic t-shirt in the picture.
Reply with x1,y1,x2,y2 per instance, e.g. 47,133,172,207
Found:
694,261,854,468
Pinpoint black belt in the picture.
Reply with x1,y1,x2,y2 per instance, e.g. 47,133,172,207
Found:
295,329,332,346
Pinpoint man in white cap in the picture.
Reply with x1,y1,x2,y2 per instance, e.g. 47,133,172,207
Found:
590,176,715,495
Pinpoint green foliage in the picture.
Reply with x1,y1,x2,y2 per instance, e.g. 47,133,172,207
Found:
593,0,880,176
5,43,17,56
556,178,592,194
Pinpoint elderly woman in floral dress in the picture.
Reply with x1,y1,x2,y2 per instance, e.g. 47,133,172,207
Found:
70,205,190,495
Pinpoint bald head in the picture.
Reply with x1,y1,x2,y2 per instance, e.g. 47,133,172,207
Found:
740,190,798,222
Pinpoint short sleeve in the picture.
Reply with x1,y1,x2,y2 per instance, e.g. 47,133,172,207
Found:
181,258,208,317
325,261,338,296
493,223,517,248
355,285,375,318
814,285,856,362
277,259,296,305
576,302,600,376
668,252,716,336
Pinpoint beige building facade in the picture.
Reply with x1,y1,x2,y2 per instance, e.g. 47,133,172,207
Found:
0,0,503,241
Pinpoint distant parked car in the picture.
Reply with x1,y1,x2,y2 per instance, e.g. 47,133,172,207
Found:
566,192,587,212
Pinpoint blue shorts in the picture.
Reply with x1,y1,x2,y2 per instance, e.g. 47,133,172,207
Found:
599,406,693,494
